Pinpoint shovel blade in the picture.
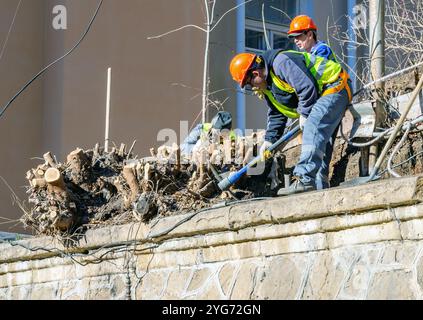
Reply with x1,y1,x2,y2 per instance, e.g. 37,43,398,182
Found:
340,174,381,187
340,176,371,187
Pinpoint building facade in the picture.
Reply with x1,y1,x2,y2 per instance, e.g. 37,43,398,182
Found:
0,0,358,232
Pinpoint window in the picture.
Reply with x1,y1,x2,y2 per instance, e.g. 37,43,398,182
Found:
246,0,296,26
245,0,297,53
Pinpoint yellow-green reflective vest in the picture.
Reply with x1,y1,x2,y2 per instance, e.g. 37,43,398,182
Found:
263,51,343,119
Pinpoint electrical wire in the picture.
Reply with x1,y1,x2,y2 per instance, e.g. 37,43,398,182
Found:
0,196,276,268
379,150,423,177
0,0,104,120
146,196,273,239
340,114,423,148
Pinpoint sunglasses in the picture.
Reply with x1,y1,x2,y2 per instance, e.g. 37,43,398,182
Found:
290,30,310,40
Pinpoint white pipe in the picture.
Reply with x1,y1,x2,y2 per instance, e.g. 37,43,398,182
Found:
363,61,423,90
105,67,112,152
202,0,211,124
236,0,246,133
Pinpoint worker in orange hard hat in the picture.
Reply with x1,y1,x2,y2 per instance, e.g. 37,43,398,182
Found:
229,49,351,196
288,15,337,62
229,53,259,89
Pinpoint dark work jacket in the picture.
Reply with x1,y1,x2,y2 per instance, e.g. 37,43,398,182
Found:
261,50,319,143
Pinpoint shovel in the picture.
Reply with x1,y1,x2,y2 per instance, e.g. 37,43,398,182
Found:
341,70,423,187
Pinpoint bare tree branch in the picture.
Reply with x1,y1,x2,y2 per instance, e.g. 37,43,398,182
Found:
262,3,271,50
331,0,423,94
210,0,253,32
269,6,292,21
147,24,207,40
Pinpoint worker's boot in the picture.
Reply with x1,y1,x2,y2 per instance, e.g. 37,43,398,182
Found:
277,178,315,197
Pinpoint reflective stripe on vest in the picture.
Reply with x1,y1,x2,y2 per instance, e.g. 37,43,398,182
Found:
263,92,299,119
270,70,296,93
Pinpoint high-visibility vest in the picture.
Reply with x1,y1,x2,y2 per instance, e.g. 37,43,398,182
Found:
263,51,352,119
263,70,300,119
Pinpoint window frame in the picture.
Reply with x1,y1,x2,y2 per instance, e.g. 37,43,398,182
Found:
245,18,292,54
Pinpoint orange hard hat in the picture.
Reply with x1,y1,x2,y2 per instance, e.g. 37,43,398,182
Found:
288,15,317,37
229,53,256,88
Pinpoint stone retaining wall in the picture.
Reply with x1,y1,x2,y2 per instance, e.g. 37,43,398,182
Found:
2,175,423,299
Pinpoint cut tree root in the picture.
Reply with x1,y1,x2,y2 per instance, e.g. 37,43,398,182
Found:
22,133,309,237
20,90,423,238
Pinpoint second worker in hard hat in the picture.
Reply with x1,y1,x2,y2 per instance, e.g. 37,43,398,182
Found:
229,50,352,196
288,15,337,62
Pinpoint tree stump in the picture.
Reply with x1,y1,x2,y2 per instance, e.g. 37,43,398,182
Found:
67,148,89,172
122,164,140,203
45,167,66,196
31,178,47,188
43,152,56,167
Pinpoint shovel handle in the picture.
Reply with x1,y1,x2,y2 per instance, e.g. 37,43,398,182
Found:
218,125,300,191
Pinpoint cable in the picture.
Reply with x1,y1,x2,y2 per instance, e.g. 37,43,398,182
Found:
146,196,273,240
340,114,423,148
0,196,275,268
0,0,104,120
379,150,423,177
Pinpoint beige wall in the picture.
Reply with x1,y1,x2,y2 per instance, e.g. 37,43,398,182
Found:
2,176,423,300
0,0,209,232
0,0,44,233
208,0,238,126
0,0,352,233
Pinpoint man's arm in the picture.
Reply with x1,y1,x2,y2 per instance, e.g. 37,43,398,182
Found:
273,53,319,118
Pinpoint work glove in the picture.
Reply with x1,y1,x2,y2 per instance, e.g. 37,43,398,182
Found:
299,115,307,131
259,140,272,161
252,87,265,100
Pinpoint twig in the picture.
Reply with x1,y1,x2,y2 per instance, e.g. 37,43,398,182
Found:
269,6,292,21
209,0,253,32
147,24,207,40
262,3,271,50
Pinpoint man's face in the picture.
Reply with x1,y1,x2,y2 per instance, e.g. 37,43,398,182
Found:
293,30,316,53
245,68,267,90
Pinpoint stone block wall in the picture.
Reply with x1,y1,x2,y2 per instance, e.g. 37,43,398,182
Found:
2,175,423,300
